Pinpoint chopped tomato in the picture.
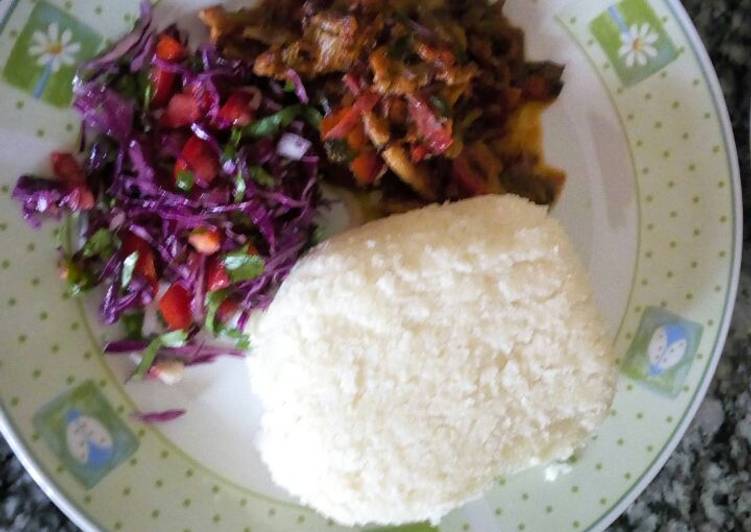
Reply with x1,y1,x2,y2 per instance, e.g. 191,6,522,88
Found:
217,91,255,127
356,91,381,112
51,152,86,184
150,34,185,108
205,244,259,291
345,123,367,151
320,107,350,138
349,150,382,186
50,153,95,210
410,144,430,163
159,283,192,330
216,298,240,324
150,68,176,108
322,106,358,140
161,82,217,128
189,227,222,255
172,159,190,182
186,82,216,114
206,257,231,291
322,91,380,140
342,72,363,95
156,34,185,62
121,232,158,289
174,136,218,187
67,186,96,211
452,153,488,196
415,41,456,67
407,95,453,154
162,93,201,128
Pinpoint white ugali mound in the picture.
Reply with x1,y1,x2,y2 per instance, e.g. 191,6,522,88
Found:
248,194,616,526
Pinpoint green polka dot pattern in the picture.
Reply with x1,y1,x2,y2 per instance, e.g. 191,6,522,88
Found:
0,1,739,532
434,3,735,532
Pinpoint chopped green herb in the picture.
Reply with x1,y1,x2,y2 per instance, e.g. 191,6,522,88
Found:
311,225,327,246
229,127,243,147
204,288,231,336
460,108,483,130
301,106,323,129
81,228,117,259
283,79,296,92
175,170,195,192
324,139,356,163
143,81,153,110
228,212,255,230
221,145,236,166
160,329,189,348
122,312,145,340
429,96,450,117
222,245,265,283
239,104,321,138
250,165,275,187
121,251,139,289
133,329,188,379
62,259,96,296
221,127,245,165
454,46,469,64
243,104,302,138
221,327,250,350
115,73,139,100
57,216,70,249
134,337,162,378
393,11,414,27
389,35,412,59
188,55,204,71
233,170,247,203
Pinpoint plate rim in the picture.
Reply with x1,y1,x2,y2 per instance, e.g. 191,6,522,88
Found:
0,400,102,531
0,1,742,531
589,0,743,530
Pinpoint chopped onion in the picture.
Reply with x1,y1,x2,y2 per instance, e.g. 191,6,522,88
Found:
277,133,312,161
109,211,126,230
148,359,185,385
286,68,309,104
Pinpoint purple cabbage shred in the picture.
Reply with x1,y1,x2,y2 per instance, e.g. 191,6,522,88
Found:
132,409,186,423
11,8,322,388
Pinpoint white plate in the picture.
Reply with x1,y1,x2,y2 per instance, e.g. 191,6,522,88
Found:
0,0,740,530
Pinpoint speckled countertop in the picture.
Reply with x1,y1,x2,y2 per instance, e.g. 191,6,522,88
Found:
1,1,750,531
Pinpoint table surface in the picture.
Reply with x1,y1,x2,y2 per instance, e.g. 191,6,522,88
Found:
2,1,750,530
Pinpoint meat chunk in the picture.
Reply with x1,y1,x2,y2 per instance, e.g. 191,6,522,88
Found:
467,141,504,183
201,0,566,208
362,112,391,147
200,6,253,44
382,144,435,200
369,46,431,95
200,4,301,64
256,11,382,79
414,40,477,86
306,12,362,73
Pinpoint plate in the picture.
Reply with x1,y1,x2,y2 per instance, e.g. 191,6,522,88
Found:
0,0,740,531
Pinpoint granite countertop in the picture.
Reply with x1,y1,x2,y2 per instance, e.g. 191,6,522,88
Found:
2,1,750,531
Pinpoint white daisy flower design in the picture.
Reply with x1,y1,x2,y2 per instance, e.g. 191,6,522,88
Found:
618,23,659,68
28,22,81,73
